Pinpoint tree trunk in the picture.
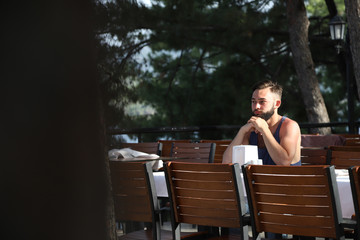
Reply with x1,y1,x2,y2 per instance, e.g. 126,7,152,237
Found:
286,0,331,134
344,0,360,101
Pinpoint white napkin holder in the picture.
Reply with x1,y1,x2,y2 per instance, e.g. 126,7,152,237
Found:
232,145,260,165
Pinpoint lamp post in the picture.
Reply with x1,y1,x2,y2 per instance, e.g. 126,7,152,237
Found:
329,16,356,133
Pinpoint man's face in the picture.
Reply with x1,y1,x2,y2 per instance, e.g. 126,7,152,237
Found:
251,88,277,121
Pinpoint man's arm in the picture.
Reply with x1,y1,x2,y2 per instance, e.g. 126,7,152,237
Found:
250,117,300,165
222,123,253,163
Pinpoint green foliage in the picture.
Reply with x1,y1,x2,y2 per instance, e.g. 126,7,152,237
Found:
95,0,356,141
306,0,345,17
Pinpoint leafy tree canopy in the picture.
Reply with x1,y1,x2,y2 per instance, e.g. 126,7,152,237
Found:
95,0,359,141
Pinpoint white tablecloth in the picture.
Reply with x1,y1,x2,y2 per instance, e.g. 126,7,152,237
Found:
153,170,354,219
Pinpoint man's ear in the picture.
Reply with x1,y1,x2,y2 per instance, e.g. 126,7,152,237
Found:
275,99,281,109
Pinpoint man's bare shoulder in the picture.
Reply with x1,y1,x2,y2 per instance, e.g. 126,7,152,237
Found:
283,117,299,126
281,117,301,133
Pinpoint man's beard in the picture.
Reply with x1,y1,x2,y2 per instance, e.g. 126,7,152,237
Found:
253,107,275,121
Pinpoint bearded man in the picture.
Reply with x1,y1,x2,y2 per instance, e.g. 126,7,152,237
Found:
223,80,301,165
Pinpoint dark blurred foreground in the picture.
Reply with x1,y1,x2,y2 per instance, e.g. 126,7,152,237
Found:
0,1,107,239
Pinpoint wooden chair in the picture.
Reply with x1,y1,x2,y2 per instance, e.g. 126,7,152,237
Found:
200,140,231,163
164,162,251,240
335,134,360,146
242,164,351,240
349,166,360,240
109,161,172,240
158,140,191,157
120,142,162,155
337,134,360,139
300,147,329,165
328,148,360,169
345,138,360,146
170,142,215,163
160,141,214,225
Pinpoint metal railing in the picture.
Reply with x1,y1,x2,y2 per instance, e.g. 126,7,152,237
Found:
107,121,360,142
